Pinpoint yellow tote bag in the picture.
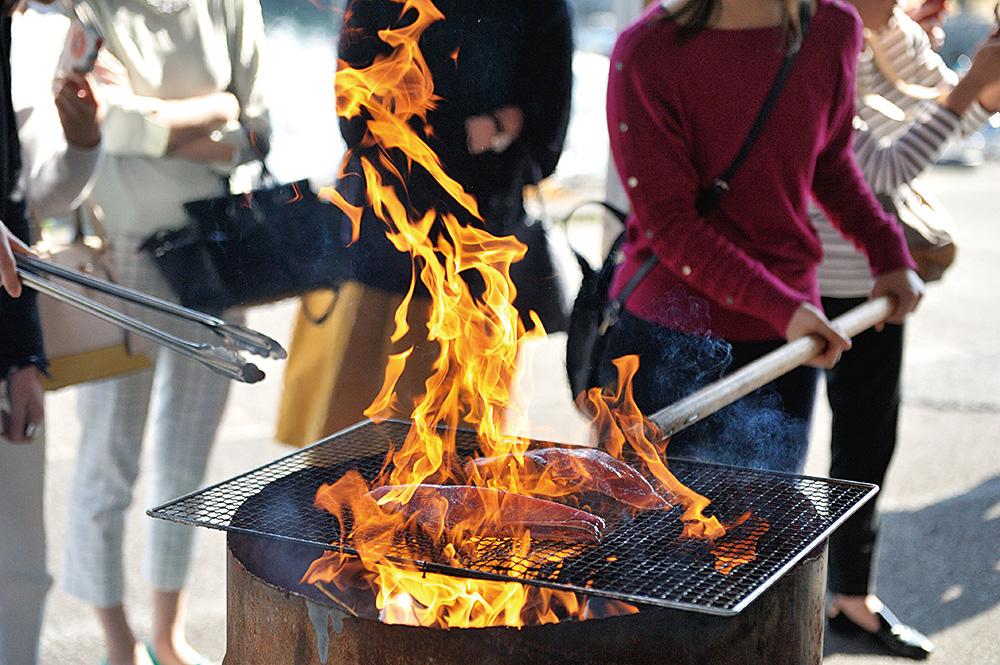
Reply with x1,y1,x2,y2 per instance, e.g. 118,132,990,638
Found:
276,284,438,447
35,210,152,391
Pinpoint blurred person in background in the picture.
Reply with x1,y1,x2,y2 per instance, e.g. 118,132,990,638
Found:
276,0,573,445
599,0,923,474
57,0,269,663
908,0,948,49
813,0,1000,657
1,1,102,662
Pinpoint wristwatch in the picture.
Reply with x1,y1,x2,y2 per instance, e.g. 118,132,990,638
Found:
3,356,48,382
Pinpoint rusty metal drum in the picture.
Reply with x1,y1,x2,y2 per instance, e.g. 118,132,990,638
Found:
223,533,827,665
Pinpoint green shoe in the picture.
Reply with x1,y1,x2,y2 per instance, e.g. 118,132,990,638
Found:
144,642,214,665
100,643,165,665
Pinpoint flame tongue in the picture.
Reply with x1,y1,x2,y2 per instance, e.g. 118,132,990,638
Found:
580,356,727,540
305,0,763,627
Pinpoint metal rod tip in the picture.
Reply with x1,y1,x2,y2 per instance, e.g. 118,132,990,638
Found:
242,364,266,384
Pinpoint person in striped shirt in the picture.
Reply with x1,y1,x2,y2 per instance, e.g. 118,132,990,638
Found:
812,1,1000,659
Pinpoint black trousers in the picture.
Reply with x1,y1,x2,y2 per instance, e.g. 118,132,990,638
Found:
822,296,905,596
598,310,819,473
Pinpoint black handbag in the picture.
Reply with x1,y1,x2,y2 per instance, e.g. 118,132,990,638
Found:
563,201,630,399
565,0,811,399
141,174,351,312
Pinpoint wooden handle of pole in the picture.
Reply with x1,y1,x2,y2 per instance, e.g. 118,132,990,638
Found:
647,296,895,438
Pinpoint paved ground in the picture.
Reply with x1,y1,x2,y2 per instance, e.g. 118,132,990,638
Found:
37,163,1000,664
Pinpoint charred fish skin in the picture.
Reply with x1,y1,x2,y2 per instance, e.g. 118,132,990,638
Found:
468,447,671,511
368,484,607,544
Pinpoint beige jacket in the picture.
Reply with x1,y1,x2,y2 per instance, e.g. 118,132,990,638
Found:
77,0,270,237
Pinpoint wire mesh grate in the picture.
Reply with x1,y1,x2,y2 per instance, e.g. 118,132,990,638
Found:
149,419,876,615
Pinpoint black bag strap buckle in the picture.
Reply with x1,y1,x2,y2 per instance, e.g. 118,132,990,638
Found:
599,300,622,335
695,178,730,217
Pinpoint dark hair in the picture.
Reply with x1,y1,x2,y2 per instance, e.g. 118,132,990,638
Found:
661,0,805,47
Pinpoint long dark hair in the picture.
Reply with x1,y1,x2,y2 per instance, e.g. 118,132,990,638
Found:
662,0,806,46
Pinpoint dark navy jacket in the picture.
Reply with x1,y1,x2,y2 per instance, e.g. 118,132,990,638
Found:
0,14,45,376
334,0,573,294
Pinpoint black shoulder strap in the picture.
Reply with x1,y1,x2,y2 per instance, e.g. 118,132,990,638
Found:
560,199,628,226
558,200,629,275
619,0,813,310
695,0,813,215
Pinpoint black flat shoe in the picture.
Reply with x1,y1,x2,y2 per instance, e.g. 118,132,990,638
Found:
828,605,935,660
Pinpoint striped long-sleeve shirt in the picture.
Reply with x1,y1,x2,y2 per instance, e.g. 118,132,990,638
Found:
813,6,992,297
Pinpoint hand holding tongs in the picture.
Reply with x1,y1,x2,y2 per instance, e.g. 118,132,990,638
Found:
15,253,286,384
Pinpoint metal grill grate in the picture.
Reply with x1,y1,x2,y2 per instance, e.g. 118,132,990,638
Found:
149,419,875,615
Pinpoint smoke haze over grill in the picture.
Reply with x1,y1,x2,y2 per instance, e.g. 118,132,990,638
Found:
597,286,809,473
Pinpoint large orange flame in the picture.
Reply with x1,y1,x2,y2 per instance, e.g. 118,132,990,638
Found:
303,0,761,627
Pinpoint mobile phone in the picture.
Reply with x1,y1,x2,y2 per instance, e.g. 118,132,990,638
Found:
57,15,103,75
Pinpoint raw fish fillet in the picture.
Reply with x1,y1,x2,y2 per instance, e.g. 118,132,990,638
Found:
468,447,670,511
368,484,606,544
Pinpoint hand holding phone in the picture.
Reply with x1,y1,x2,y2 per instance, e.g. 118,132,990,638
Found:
54,72,101,148
57,16,102,76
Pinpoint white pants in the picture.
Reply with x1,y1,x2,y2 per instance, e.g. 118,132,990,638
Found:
62,238,240,607
0,422,49,665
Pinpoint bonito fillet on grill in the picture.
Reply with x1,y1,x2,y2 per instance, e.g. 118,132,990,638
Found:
467,447,671,511
368,484,606,544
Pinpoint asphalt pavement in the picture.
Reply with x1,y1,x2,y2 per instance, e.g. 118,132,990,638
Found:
36,163,1000,664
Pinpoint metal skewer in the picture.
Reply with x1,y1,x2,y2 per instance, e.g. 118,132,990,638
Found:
16,253,286,360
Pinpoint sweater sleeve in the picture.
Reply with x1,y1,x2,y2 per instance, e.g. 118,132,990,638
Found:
220,0,271,165
0,214,45,377
609,40,808,335
336,0,395,151
0,207,45,376
517,0,573,181
92,49,172,158
890,11,991,137
16,106,102,219
852,101,961,193
810,26,915,278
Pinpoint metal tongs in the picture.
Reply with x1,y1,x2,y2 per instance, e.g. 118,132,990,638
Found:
15,253,286,383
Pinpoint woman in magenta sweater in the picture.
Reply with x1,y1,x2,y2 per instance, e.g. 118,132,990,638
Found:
601,0,923,472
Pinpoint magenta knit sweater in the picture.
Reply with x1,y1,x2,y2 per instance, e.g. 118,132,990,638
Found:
607,0,915,341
